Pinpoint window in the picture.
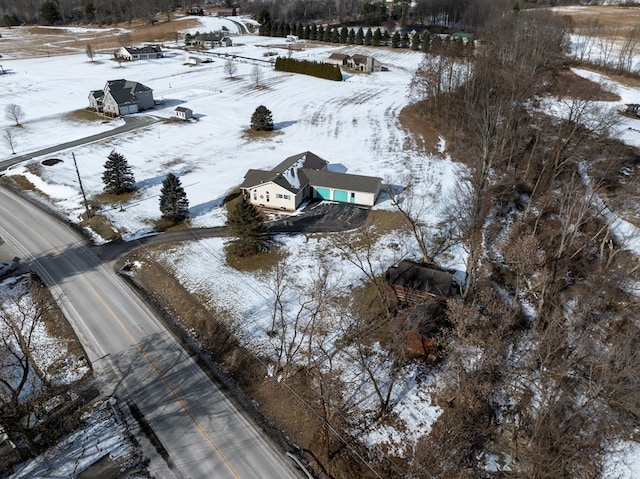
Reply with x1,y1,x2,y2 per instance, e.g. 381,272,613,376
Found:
351,192,355,198
284,194,291,200
253,190,257,201
266,191,270,202
276,193,283,199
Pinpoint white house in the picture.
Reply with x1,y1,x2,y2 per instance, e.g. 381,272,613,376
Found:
240,151,382,211
115,45,163,61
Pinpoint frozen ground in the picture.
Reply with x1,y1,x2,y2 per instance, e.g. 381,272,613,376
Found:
1,14,639,474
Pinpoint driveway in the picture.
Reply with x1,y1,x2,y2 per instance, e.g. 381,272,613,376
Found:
0,114,161,171
94,201,371,262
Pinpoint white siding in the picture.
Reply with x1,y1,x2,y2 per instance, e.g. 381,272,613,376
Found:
248,182,299,211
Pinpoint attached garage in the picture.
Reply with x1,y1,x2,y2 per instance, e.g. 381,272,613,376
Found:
304,170,383,207
316,187,331,200
119,104,138,115
332,189,348,202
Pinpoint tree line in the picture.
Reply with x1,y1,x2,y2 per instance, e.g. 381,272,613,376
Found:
274,57,343,81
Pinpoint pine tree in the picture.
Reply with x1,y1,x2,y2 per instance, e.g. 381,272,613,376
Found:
348,28,356,44
391,31,401,48
102,150,135,194
411,32,420,50
373,28,382,46
159,173,189,222
40,0,62,25
251,105,274,131
339,26,348,43
364,28,373,46
356,27,364,45
226,196,271,257
402,32,410,48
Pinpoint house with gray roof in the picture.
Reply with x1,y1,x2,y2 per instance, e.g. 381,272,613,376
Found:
240,151,382,211
89,79,154,116
115,45,163,61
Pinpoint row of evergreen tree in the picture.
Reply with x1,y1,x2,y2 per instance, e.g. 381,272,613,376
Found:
259,21,474,52
274,57,343,81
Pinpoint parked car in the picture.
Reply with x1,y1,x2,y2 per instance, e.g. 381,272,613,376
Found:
0,257,19,277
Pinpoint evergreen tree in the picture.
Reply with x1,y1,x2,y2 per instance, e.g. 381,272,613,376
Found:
339,26,348,43
251,105,274,131
310,24,317,40
317,25,324,41
382,30,391,45
102,150,135,195
331,27,340,43
364,28,373,46
373,28,382,46
421,33,431,51
402,32,411,48
356,27,364,45
348,28,356,44
323,26,331,42
40,0,62,25
391,30,401,48
411,32,420,50
225,196,271,257
159,173,189,222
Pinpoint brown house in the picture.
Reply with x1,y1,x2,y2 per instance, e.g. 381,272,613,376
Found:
385,260,455,305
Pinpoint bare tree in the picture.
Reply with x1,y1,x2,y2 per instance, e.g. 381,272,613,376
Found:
224,58,237,79
252,64,262,88
3,128,18,154
85,43,95,62
5,104,24,126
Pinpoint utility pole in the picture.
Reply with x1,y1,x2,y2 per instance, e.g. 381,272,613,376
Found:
72,153,92,219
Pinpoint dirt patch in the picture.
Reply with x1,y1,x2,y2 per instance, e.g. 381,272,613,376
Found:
81,213,122,242
398,102,445,156
546,67,621,101
555,5,640,31
242,128,284,141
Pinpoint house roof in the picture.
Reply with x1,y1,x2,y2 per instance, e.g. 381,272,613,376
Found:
240,169,302,193
329,53,350,60
89,90,103,99
105,79,152,106
175,106,192,112
122,45,162,54
302,169,381,194
351,54,370,64
271,151,328,174
386,260,454,298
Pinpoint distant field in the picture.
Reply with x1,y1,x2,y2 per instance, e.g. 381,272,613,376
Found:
1,6,640,58
553,5,640,30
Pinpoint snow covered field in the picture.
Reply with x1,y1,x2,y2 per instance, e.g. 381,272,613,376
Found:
2,14,640,474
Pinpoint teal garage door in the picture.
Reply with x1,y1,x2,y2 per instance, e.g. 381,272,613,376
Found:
316,187,331,200
333,190,349,202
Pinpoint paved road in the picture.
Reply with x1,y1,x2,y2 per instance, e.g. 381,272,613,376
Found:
0,114,161,170
0,186,303,479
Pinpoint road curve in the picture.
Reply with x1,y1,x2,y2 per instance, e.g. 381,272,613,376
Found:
0,186,302,479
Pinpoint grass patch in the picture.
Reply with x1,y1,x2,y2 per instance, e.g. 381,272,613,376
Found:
242,128,284,141
151,217,193,232
62,109,113,123
92,189,138,205
81,213,121,242
224,243,284,272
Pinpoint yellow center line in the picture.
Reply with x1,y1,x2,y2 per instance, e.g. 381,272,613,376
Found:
83,274,242,479
1,200,242,479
